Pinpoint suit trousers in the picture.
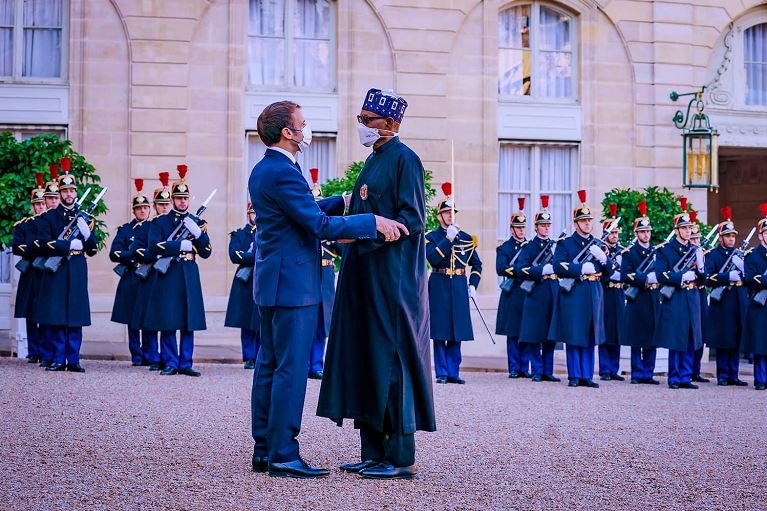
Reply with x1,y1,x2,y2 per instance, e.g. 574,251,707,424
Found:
25,319,40,359
598,345,621,377
715,349,740,382
630,347,657,380
566,344,595,381
754,355,766,385
433,340,462,378
309,318,326,373
668,334,695,385
241,328,260,362
525,341,555,377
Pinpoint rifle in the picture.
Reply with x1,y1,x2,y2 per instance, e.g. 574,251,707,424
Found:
499,239,527,294
559,217,621,293
660,225,718,300
709,227,756,302
624,231,674,301
520,230,566,293
32,188,92,271
153,189,216,275
44,187,107,273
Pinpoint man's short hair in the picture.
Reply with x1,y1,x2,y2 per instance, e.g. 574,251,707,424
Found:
257,101,301,146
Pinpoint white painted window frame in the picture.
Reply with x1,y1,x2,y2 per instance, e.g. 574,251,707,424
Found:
733,10,767,111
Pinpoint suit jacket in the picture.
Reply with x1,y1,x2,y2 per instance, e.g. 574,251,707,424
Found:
248,148,376,308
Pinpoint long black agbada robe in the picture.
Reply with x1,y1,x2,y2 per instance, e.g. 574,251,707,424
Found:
317,137,436,434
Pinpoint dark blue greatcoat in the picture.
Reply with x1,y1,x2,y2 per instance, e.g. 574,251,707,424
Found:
601,243,625,345
620,242,658,348
33,204,98,327
12,217,38,318
743,244,767,356
551,232,608,346
704,245,747,351
426,227,482,341
516,236,558,343
651,237,702,351
110,219,142,325
127,218,156,329
494,237,526,338
319,240,341,336
143,210,212,331
225,223,260,331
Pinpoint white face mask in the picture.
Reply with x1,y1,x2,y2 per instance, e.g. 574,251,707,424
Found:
297,124,312,152
357,123,397,148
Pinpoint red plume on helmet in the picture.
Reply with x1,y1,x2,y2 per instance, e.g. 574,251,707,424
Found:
35,172,44,187
689,210,698,223
540,195,549,209
49,164,59,180
159,172,170,187
441,182,452,197
609,203,617,218
577,189,587,205
310,167,319,184
760,203,767,217
517,197,525,211
134,178,144,192
678,197,688,212
721,205,732,221
59,156,71,172
637,201,647,217
177,164,188,180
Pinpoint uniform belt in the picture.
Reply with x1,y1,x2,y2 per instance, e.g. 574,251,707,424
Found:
178,251,195,261
69,250,83,256
583,273,602,282
646,284,658,290
681,282,696,290
728,281,743,287
607,282,623,289
434,268,465,276
322,259,335,267
542,274,558,280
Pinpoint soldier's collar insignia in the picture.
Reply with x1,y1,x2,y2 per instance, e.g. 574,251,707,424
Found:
360,184,368,201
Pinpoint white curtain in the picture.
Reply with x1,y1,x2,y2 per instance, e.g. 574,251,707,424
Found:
293,0,331,89
744,23,767,106
0,0,12,76
248,0,285,86
539,146,573,236
537,6,572,98
498,5,530,96
498,144,531,239
296,135,336,183
23,0,63,78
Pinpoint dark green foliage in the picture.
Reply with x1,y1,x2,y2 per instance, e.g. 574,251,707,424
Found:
0,133,109,249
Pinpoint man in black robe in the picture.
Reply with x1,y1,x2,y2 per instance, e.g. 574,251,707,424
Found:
317,89,436,480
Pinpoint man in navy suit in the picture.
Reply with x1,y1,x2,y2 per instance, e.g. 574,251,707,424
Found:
248,100,408,479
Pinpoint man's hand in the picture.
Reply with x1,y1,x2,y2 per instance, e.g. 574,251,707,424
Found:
76,217,91,241
70,239,83,251
729,270,742,282
610,271,621,281
695,247,705,270
446,224,460,242
342,193,352,211
183,217,202,239
542,263,554,275
588,244,607,264
374,216,409,242
682,270,696,282
180,239,193,252
582,262,596,275
646,272,658,285
468,285,477,299
732,255,744,272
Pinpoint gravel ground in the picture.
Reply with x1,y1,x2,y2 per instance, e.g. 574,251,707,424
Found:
1,357,765,511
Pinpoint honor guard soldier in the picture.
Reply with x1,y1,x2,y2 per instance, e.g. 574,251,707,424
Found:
743,204,767,390
129,172,171,370
225,202,260,369
495,196,531,378
621,201,660,384
110,179,152,366
652,198,703,389
598,204,625,381
516,195,561,382
552,189,609,388
704,207,749,386
144,165,212,376
689,212,710,383
34,159,99,372
12,172,47,363
426,183,482,384
309,239,341,379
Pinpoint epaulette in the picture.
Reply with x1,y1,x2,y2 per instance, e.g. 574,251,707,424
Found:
471,234,479,248
13,217,27,227
132,221,145,229
704,248,714,255
621,247,631,254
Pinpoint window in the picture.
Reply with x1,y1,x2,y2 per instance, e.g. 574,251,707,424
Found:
2,126,66,141
497,143,577,240
744,23,767,106
0,0,66,81
498,3,574,99
246,132,337,185
248,0,335,91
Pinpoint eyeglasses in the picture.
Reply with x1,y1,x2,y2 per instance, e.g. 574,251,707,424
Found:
356,114,387,125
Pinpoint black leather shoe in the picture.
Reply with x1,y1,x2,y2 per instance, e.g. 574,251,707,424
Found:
46,363,66,372
668,383,680,389
581,379,599,388
244,360,256,370
520,371,532,379
755,383,766,391
610,373,625,381
599,374,611,381
269,459,329,479
66,364,85,373
27,356,40,363
40,360,52,368
359,463,416,480
160,367,178,376
568,378,579,387
340,459,379,473
643,378,660,385
179,367,201,377
692,375,710,383
308,371,323,380
251,454,269,473
447,377,465,385
717,379,729,386
149,364,160,371
531,374,542,382
679,382,699,389
541,374,561,382
508,371,519,379
728,379,748,387
435,376,447,384
630,378,641,384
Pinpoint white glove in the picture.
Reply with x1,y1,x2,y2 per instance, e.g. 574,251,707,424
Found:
695,248,705,270
615,254,623,266
732,255,744,272
183,217,202,239
542,263,554,275
582,262,596,275
589,244,607,264
468,285,477,299
76,217,91,241
610,271,621,282
180,239,193,252
550,243,557,256
69,239,83,251
446,224,460,242
682,270,696,282
729,270,741,283
646,272,658,285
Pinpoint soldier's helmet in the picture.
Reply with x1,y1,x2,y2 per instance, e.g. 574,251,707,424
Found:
534,195,552,225
153,171,172,204
633,201,652,231
44,164,60,197
758,203,767,234
510,197,526,227
171,164,190,198
437,182,457,214
673,197,693,229
57,157,76,190
132,178,150,209
573,189,593,221
602,203,620,233
718,205,737,236
31,172,46,204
